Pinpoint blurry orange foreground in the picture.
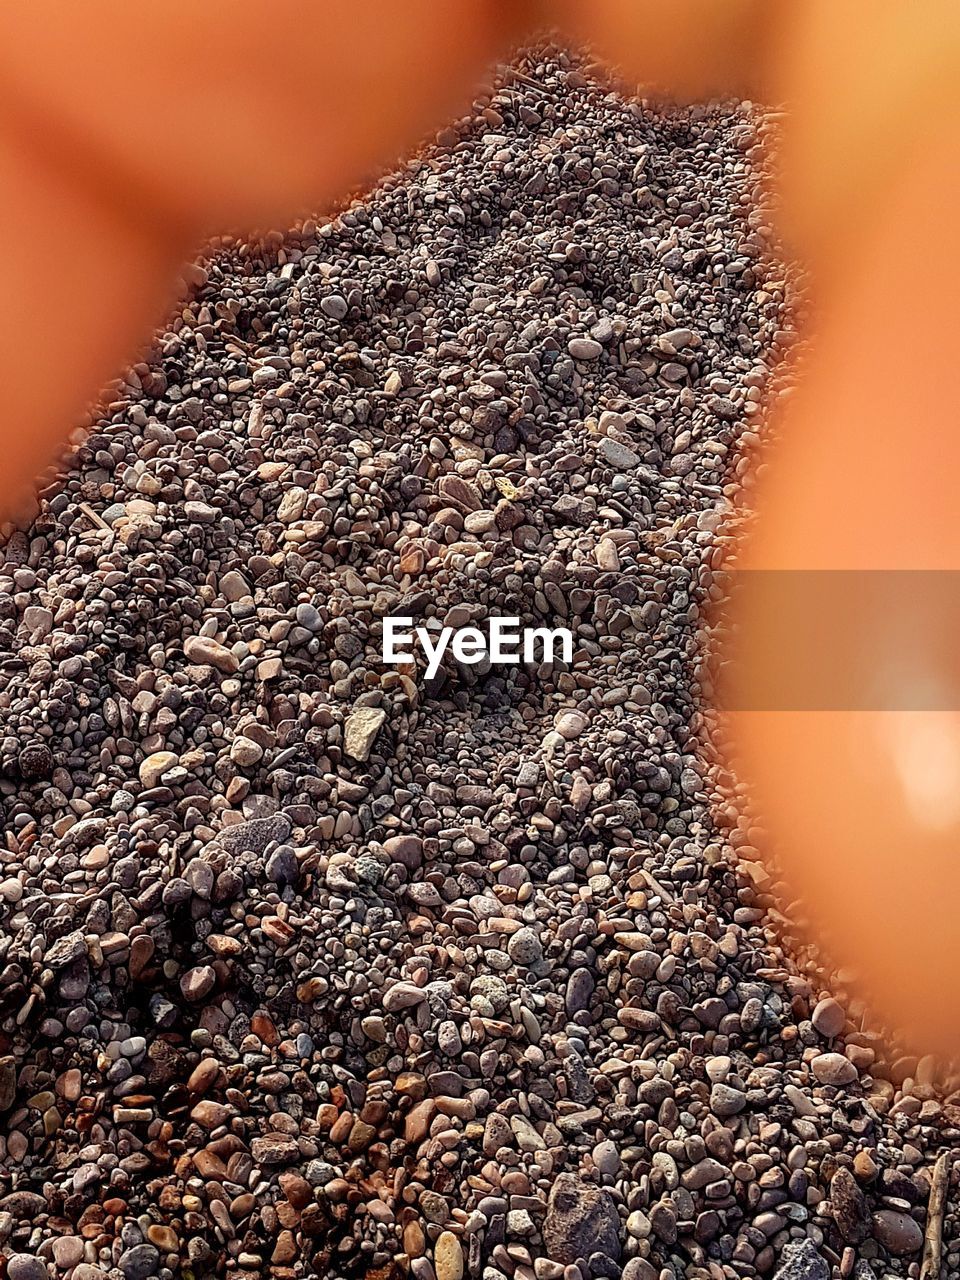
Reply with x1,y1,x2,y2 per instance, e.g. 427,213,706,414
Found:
1,1,960,1057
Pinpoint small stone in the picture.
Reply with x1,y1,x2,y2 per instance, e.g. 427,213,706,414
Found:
811,997,845,1038
220,570,251,601
682,1157,729,1191
184,500,218,522
191,1099,233,1129
291,605,322,639
599,437,641,470
621,1263,657,1280
382,834,423,869
44,931,87,969
830,1167,869,1243
56,1068,82,1101
705,1055,731,1082
139,751,179,787
438,474,482,512
18,742,54,780
188,1058,221,1092
434,1230,464,1280
129,935,155,980
217,813,291,856
811,1052,858,1086
544,1174,620,1264
420,1191,450,1224
853,1149,878,1182
180,965,216,1002
592,1140,620,1176
565,968,594,1015
404,1220,426,1257
252,1133,301,1165
382,981,426,1012
507,1209,536,1237
23,604,54,636
399,543,425,575
872,1209,923,1256
660,327,699,348
52,1238,84,1270
321,293,349,320
183,857,215,898
0,876,23,902
554,709,588,739
230,735,264,767
0,1055,16,1111
184,635,239,674
568,337,603,360
265,845,299,887
710,1082,746,1117
405,1098,437,1143
772,1239,829,1280
344,707,387,761
280,1171,313,1209
507,927,542,968
118,1244,160,1280
277,486,308,521
7,1257,50,1280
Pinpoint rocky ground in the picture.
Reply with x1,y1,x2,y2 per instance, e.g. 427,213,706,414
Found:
0,42,957,1280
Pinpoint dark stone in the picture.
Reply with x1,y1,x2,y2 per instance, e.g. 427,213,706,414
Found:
772,1239,829,1280
265,845,299,887
543,1174,620,1265
119,1243,160,1279
830,1167,869,1243
0,1056,15,1111
216,813,291,856
18,742,53,780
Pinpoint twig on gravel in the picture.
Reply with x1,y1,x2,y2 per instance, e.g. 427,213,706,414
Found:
640,868,676,905
921,1151,950,1280
78,501,109,529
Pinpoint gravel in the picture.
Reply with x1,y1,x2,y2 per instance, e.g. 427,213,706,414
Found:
0,40,956,1280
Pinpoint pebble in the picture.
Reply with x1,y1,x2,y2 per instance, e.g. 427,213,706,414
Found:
138,751,178,787
118,1244,160,1280
51,1238,84,1269
0,877,23,903
382,981,427,1012
598,437,642,470
710,1082,747,1117
0,1055,16,1111
567,337,603,360
811,1052,858,1086
544,1174,620,1265
344,706,387,761
180,965,216,1002
7,1257,49,1280
811,996,845,1037
554,709,588,740
507,927,543,968
230,735,263,766
183,634,239,674
772,1239,829,1280
434,1230,464,1280
872,1209,924,1256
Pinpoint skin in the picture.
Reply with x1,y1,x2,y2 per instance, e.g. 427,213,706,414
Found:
1,0,959,1055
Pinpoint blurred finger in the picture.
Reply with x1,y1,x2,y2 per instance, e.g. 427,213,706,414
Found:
0,0,536,521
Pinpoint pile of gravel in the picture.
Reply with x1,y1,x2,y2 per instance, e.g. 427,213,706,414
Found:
0,43,955,1280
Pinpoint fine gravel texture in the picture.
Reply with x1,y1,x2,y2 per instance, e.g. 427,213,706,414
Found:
0,44,956,1280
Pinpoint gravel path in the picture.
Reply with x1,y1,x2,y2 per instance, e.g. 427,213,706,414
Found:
0,43,956,1280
